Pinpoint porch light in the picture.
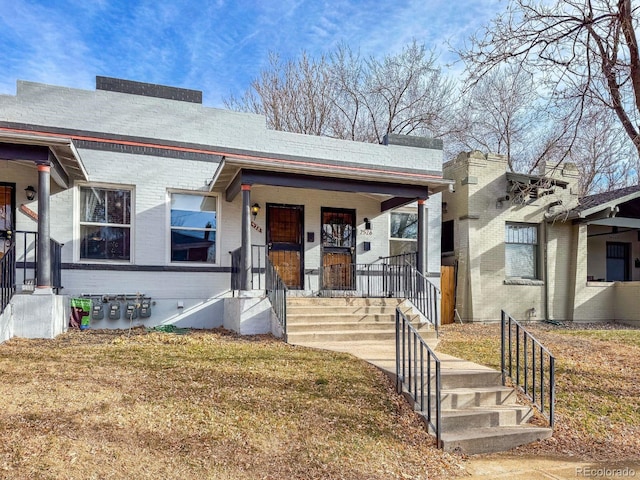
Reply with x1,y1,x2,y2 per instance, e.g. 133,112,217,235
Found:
25,185,36,201
251,203,261,219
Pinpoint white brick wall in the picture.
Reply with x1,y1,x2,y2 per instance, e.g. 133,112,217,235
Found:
1,80,447,329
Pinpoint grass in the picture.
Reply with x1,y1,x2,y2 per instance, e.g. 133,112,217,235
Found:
0,329,463,480
437,323,640,461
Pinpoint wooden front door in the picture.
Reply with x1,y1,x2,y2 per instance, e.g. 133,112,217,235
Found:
267,204,304,289
321,208,356,290
0,183,15,258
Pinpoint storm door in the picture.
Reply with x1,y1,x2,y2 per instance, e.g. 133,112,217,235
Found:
267,204,304,289
321,208,356,290
0,183,15,257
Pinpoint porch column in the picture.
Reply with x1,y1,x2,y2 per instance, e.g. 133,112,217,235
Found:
240,184,252,291
417,199,427,275
36,163,52,290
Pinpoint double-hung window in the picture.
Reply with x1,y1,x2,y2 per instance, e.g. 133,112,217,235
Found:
505,223,538,279
389,212,418,256
80,186,132,261
170,193,217,263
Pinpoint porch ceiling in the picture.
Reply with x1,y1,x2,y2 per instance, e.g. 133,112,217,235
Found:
211,157,454,211
0,131,88,187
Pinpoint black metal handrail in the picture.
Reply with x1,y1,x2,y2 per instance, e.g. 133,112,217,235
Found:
501,310,556,427
230,245,267,292
12,231,63,292
319,259,440,331
396,307,441,447
265,253,288,336
0,243,16,315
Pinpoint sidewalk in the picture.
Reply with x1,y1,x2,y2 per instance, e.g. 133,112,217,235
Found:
309,340,640,479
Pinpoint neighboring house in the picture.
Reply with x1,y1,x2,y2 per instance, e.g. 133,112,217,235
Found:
442,151,640,325
0,77,452,341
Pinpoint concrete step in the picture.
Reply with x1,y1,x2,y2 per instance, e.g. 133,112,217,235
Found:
288,330,398,344
286,297,404,307
439,386,517,409
286,313,396,324
287,321,398,333
286,305,406,315
440,425,553,455
439,405,534,431
440,370,503,389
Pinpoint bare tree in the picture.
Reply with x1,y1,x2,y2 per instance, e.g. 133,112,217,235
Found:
459,0,640,160
224,41,456,144
567,107,637,194
225,53,335,136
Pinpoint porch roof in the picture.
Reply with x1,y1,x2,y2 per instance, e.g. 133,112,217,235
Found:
562,185,640,225
210,156,454,211
0,131,88,187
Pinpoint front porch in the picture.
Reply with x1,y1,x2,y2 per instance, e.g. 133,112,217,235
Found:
565,185,640,325
0,131,88,341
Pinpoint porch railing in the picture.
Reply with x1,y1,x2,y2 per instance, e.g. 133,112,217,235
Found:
265,253,288,336
0,243,16,315
396,307,441,447
320,257,440,330
14,231,63,293
230,245,267,292
501,310,556,427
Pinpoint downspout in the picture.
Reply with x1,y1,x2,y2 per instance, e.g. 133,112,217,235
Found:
543,220,549,321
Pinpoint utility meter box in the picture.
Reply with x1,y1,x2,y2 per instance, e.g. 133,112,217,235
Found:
125,302,138,320
139,299,152,318
108,302,121,320
91,303,105,321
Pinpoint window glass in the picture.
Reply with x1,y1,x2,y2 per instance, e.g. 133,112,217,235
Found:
390,213,418,239
170,193,217,263
79,187,131,261
505,223,538,278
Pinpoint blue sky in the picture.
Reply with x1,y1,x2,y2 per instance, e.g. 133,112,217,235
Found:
0,0,504,107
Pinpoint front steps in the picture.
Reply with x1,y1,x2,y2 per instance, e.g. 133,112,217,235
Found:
286,297,435,345
427,363,553,454
284,297,552,455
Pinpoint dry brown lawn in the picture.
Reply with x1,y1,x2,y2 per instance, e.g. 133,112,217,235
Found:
438,322,640,462
0,328,464,480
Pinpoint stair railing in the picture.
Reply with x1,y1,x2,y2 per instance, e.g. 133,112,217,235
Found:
0,243,16,315
396,307,441,447
501,310,556,427
265,253,287,337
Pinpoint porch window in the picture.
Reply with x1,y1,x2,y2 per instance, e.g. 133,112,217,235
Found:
170,193,217,263
80,187,131,261
390,212,418,256
505,223,538,279
606,242,630,281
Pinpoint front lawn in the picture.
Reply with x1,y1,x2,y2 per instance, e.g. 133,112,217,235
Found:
0,329,463,480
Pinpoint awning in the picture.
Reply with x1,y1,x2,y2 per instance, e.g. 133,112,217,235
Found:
211,156,454,212
0,131,89,188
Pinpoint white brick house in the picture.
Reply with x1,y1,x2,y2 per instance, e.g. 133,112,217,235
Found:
442,151,640,325
0,78,452,340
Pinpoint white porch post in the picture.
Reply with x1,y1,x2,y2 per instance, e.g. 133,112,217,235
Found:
36,163,51,290
240,184,252,291
417,198,427,275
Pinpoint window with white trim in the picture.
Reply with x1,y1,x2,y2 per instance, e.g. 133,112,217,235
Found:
170,193,217,263
389,212,418,256
79,186,132,261
505,223,539,279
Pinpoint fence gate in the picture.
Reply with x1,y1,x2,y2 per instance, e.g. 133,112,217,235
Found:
440,265,455,325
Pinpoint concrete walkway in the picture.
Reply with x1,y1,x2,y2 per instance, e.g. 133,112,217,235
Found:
307,340,640,479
